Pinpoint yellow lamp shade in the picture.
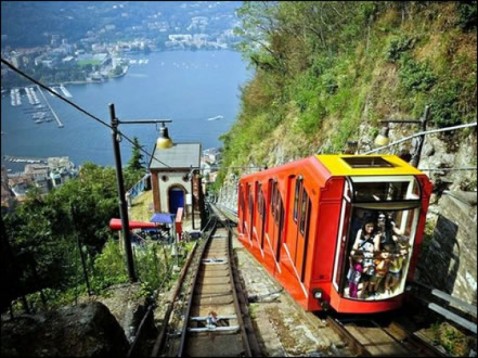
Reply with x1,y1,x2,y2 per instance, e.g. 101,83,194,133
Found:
156,125,173,149
374,127,390,147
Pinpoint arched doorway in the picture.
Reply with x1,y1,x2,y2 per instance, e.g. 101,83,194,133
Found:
169,185,185,215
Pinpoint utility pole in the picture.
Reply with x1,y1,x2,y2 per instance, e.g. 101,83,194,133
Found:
110,103,137,282
109,103,172,282
410,105,430,168
375,105,430,168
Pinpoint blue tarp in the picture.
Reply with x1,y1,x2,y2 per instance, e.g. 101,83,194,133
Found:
150,213,174,224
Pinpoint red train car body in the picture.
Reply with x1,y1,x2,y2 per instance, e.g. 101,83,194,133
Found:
237,154,432,314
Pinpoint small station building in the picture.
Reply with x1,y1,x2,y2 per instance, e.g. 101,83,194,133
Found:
148,124,204,225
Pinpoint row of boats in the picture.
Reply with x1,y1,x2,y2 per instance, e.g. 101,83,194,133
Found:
21,105,53,124
31,111,53,124
9,85,72,107
8,86,65,126
10,88,21,106
25,87,41,105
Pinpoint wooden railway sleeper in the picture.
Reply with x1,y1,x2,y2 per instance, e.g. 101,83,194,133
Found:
190,315,237,320
187,326,240,333
202,258,227,264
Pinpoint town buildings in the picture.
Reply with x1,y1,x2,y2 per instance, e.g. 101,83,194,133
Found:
1,156,78,210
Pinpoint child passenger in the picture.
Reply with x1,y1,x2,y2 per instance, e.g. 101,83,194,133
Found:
348,253,363,298
384,241,409,294
369,247,392,296
350,217,379,298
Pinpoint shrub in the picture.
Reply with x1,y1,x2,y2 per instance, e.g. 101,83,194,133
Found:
385,36,416,63
399,56,436,92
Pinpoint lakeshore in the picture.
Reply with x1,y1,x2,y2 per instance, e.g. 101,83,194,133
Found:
1,50,251,171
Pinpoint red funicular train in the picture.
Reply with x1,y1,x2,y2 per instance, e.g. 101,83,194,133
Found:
237,154,432,314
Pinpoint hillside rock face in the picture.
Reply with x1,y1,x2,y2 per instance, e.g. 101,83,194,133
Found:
1,302,129,357
417,191,477,305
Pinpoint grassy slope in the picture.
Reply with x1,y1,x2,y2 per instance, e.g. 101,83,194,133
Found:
218,2,476,183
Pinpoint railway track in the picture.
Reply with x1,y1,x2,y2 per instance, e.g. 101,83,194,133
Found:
326,312,449,357
147,202,469,356
211,202,459,356
151,206,261,357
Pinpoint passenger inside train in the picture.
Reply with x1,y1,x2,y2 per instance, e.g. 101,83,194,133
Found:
345,210,412,300
384,241,409,294
375,212,404,250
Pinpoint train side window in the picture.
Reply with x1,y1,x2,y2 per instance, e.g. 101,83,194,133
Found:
257,184,264,217
293,177,301,223
272,183,279,222
257,185,266,249
268,179,273,215
299,190,310,236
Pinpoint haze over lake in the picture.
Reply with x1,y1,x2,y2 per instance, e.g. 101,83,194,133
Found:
1,50,251,171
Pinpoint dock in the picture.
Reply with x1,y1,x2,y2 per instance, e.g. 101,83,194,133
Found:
60,84,72,98
48,87,60,97
36,85,64,128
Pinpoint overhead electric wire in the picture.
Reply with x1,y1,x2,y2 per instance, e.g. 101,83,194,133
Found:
1,57,172,168
361,122,478,155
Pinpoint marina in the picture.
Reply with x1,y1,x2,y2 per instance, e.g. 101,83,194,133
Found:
9,87,60,126
36,85,64,128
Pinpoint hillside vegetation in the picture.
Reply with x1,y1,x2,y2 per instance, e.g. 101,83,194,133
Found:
217,1,477,183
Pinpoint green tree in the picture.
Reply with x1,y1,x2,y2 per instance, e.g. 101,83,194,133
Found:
127,137,145,173
2,162,123,311
124,137,147,189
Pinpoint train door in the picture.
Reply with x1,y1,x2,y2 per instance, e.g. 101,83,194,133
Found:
271,180,284,264
286,175,298,261
243,182,250,238
238,183,246,235
257,184,266,251
248,182,255,243
333,179,353,292
293,176,311,282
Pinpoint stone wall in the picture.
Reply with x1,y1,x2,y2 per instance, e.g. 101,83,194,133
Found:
416,191,477,306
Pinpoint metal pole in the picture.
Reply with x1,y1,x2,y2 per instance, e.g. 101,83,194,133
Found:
410,105,430,168
191,171,195,230
71,205,92,295
110,103,137,282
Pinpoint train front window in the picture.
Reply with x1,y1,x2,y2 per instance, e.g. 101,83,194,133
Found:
334,175,422,301
351,176,421,202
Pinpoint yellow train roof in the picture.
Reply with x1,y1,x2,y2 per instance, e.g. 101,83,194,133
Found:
316,154,423,176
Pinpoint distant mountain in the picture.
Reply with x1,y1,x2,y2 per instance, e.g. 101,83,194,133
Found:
1,1,242,49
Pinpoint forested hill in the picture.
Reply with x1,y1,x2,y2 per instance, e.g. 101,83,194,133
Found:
218,1,477,189
1,1,242,49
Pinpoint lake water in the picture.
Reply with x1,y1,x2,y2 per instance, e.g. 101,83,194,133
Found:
1,50,252,171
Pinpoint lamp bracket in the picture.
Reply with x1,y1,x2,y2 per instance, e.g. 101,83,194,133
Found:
118,119,172,125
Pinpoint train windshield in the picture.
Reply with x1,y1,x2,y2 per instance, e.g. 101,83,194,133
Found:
334,175,422,301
